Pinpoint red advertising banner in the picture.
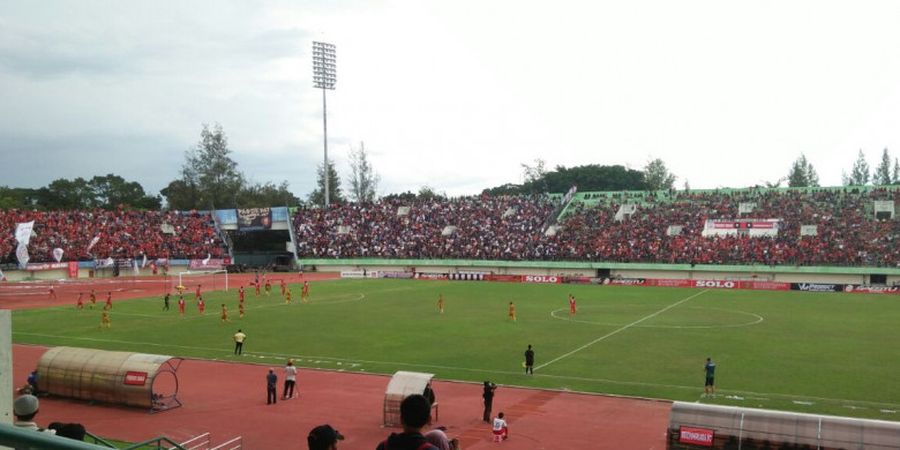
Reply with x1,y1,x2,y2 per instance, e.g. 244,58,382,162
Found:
712,221,776,229
25,262,69,271
485,274,522,282
521,275,562,284
738,281,790,291
843,285,900,295
679,426,714,447
189,259,226,270
124,371,148,386
649,278,692,288
67,261,79,278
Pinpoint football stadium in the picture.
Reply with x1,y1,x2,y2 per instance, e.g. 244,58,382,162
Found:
4,3,900,450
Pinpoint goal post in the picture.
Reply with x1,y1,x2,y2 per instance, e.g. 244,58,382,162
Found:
176,269,229,293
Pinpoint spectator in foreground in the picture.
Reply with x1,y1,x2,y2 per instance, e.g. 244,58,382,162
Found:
424,428,460,450
376,394,439,450
307,424,344,450
13,394,55,434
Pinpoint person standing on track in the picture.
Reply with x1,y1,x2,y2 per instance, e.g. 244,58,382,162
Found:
233,329,246,355
266,368,278,405
283,359,297,399
48,286,57,300
524,345,534,375
704,357,716,397
482,381,497,422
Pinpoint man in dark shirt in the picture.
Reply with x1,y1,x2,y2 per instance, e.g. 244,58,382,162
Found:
482,381,497,423
704,357,716,397
266,369,278,404
375,394,439,450
524,345,535,375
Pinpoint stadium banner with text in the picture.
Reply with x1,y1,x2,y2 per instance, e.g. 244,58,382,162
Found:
415,272,449,280
649,278,693,288
565,276,594,284
340,270,379,279
678,426,715,447
842,285,900,295
485,274,522,283
692,279,738,289
602,277,648,286
237,207,273,230
790,283,844,293
738,280,790,291
701,219,781,237
380,271,415,279
25,262,70,271
522,275,562,284
188,258,227,270
449,272,486,281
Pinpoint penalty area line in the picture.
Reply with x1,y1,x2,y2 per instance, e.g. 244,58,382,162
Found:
535,289,710,371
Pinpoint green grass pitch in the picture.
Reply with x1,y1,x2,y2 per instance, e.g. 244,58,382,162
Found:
11,279,900,420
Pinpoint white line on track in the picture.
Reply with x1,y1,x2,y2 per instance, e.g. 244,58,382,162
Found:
535,290,710,371
15,330,900,410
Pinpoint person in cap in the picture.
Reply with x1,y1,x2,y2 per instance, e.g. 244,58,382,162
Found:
266,368,278,404
283,359,297,399
376,394,439,450
307,424,344,450
13,394,55,434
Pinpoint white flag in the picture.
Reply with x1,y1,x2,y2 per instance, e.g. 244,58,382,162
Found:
202,253,211,266
14,221,35,269
87,235,101,253
141,253,148,268
53,248,64,263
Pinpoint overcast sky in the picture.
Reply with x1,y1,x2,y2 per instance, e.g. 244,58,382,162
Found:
3,0,900,198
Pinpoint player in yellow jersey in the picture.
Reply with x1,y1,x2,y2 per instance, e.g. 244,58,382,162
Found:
437,294,445,314
100,310,111,329
285,289,292,304
508,301,517,322
221,304,230,323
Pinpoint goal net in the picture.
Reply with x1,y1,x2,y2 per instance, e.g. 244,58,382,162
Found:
176,269,229,293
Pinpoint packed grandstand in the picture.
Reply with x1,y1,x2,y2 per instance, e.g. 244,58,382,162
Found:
3,186,898,267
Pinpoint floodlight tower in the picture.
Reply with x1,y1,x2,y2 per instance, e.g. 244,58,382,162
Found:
312,41,337,207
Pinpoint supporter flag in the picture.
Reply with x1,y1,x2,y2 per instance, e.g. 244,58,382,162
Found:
0,267,5,281
141,253,148,268
202,253,211,266
14,221,35,269
86,235,101,253
52,247,64,263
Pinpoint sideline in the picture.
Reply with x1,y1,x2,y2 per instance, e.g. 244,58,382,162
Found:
535,290,710,370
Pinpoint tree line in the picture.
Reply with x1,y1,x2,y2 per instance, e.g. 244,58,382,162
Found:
2,123,899,211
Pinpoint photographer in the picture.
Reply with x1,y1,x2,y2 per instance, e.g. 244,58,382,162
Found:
482,381,497,423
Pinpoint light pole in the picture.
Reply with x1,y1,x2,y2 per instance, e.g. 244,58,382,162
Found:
312,41,336,207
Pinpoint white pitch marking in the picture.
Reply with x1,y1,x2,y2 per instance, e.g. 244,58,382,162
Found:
536,290,710,370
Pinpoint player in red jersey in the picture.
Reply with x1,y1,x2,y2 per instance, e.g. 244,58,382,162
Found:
301,281,310,303
178,295,186,316
89,289,97,309
195,284,202,300
104,292,113,310
280,279,286,297
197,296,206,314
255,281,261,296
568,294,577,316
76,292,84,310
239,285,245,302
264,279,272,296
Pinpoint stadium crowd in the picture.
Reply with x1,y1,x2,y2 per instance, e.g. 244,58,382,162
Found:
0,209,226,263
293,195,557,260
293,188,899,267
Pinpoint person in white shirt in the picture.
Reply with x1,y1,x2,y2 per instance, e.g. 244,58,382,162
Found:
492,412,509,440
283,359,298,399
13,395,55,435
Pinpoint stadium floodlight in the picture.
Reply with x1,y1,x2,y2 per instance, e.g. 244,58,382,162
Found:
312,41,337,207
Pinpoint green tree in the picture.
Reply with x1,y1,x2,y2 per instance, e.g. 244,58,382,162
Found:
417,185,446,201
843,150,870,186
308,161,345,206
41,177,94,209
643,158,677,190
163,123,245,209
347,142,380,203
893,158,900,185
787,154,819,187
236,181,301,207
89,174,160,209
873,148,893,186
483,164,646,195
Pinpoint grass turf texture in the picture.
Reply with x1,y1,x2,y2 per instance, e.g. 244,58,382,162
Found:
11,279,900,421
